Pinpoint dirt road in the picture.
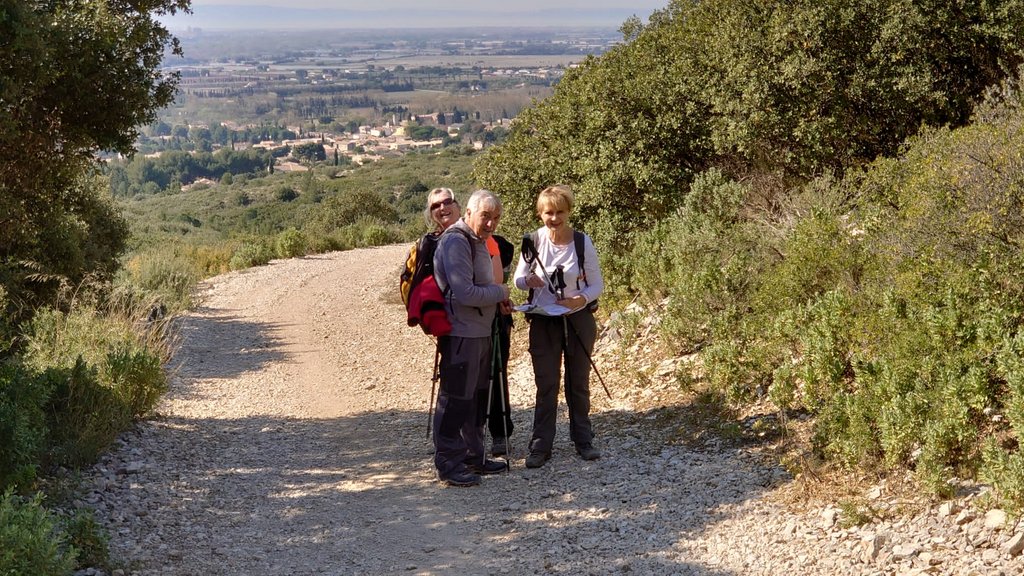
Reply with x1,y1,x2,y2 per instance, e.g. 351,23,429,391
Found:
81,245,1020,576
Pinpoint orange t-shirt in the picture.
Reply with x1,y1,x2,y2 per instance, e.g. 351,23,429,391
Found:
485,236,504,284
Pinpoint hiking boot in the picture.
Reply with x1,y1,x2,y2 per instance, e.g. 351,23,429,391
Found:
467,458,509,475
439,470,482,487
491,436,508,456
576,443,601,461
525,450,551,469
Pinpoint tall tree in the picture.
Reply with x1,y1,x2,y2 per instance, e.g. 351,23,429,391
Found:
0,0,190,314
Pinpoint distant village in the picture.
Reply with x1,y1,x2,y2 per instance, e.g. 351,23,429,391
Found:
181,113,512,175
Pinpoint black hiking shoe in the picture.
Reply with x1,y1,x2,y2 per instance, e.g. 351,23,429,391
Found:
525,450,551,469
491,437,508,456
575,443,601,461
467,458,509,475
439,470,482,487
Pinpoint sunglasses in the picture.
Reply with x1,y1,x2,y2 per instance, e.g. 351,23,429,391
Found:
430,197,456,211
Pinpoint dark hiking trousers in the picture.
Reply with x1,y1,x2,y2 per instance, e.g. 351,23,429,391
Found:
433,335,492,479
527,308,597,454
487,313,514,440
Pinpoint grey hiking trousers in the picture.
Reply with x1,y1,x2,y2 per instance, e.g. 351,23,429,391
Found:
433,335,492,479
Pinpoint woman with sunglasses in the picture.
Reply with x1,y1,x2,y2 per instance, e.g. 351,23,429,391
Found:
424,187,460,233
512,184,604,468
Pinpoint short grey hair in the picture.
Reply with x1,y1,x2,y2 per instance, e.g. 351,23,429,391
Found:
466,189,501,213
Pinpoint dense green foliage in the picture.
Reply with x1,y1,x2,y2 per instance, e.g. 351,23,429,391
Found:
107,148,272,196
476,0,1024,266
476,0,1024,502
0,491,77,575
1,1,189,569
1,0,189,319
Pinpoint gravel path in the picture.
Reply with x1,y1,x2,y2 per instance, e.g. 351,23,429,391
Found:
80,244,1024,575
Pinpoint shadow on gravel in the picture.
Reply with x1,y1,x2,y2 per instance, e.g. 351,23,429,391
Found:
106,400,780,575
167,310,290,382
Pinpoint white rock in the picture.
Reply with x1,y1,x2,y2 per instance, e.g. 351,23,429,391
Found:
984,509,1008,530
1004,531,1024,556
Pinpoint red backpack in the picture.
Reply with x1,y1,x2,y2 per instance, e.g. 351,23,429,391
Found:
403,227,472,337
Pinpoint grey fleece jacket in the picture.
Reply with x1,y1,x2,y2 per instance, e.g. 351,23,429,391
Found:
433,219,506,338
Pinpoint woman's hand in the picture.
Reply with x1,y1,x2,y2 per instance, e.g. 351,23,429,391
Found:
525,271,546,289
556,295,587,311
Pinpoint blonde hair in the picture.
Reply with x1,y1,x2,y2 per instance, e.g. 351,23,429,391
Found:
536,184,574,215
423,187,457,230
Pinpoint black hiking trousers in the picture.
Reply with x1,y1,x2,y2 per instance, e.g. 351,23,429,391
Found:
526,308,597,454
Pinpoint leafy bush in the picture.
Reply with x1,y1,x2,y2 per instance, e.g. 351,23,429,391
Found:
44,359,128,467
62,507,109,570
123,247,200,312
360,223,399,247
24,306,168,467
0,365,51,490
805,87,1024,493
0,490,77,576
275,227,307,259
105,344,166,418
275,186,299,202
229,239,274,270
626,170,762,354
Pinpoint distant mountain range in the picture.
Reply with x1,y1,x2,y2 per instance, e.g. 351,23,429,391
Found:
161,5,651,30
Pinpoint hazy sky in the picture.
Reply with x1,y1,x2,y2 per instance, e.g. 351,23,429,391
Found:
186,1,668,10
167,1,671,29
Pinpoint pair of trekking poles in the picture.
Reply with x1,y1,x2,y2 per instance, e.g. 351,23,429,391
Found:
425,315,512,453
520,233,612,402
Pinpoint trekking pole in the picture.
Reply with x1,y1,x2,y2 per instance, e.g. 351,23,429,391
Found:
427,342,440,439
493,317,512,459
484,316,512,465
553,265,612,401
520,234,556,298
565,314,612,400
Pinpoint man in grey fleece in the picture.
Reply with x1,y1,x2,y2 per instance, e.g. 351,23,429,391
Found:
432,189,512,487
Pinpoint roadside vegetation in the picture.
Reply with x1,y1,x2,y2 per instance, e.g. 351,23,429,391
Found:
1,1,189,573
476,0,1024,510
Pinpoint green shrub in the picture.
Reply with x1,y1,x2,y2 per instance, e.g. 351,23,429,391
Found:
626,171,763,355
0,490,77,576
304,233,342,255
360,223,398,247
23,306,168,467
62,508,109,570
981,440,1024,514
275,227,307,259
43,359,127,467
105,345,167,417
229,239,274,270
124,247,199,311
0,365,51,490
275,186,299,202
